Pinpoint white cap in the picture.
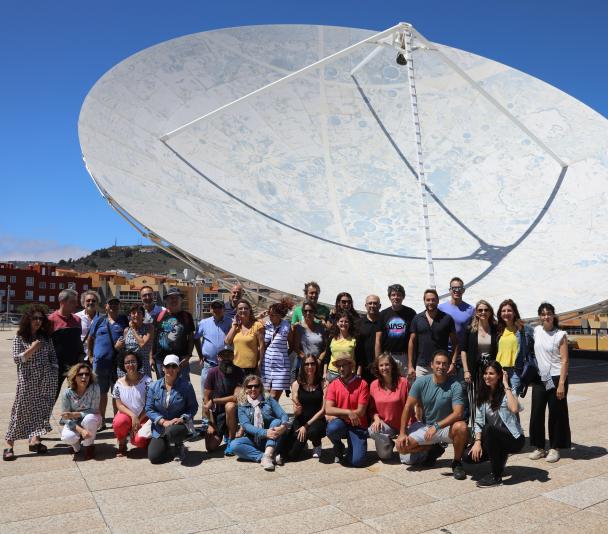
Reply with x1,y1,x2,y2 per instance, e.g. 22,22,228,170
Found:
163,354,180,367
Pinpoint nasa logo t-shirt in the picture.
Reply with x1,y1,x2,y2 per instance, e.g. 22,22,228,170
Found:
379,306,416,354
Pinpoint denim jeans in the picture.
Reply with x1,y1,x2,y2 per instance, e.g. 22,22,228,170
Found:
326,418,368,467
231,419,284,462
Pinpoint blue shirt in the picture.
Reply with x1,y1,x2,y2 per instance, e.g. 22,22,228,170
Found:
409,374,464,426
438,301,474,348
474,395,523,439
90,315,128,368
145,377,198,438
194,315,231,363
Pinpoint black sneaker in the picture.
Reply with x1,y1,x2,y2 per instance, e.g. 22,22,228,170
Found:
422,444,446,467
476,473,502,487
452,460,466,480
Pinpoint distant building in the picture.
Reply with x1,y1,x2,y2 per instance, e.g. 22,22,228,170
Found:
0,263,91,312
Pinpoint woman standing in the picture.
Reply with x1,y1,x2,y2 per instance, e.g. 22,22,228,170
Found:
529,302,570,463
145,355,198,464
261,299,293,400
60,362,102,460
368,353,412,461
328,292,358,326
293,301,327,371
4,306,58,460
324,311,359,383
495,299,534,396
112,351,153,456
283,355,326,460
468,361,525,487
120,304,154,378
462,300,498,428
225,300,265,375
231,375,289,471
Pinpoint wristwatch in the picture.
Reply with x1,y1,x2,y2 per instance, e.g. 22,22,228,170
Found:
433,422,441,431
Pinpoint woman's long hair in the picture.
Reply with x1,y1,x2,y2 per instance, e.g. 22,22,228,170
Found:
237,374,267,405
496,299,524,336
329,310,357,339
476,361,505,411
469,300,497,334
296,354,323,387
370,353,400,390
17,305,52,342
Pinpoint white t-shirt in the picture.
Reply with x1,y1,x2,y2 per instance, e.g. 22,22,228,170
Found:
112,375,152,415
534,325,567,377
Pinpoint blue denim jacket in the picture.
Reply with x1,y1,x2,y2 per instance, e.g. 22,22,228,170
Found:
145,377,199,438
237,396,289,441
474,395,523,439
513,324,534,376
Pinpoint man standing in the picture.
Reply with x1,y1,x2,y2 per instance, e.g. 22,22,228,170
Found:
408,289,458,380
291,281,331,324
357,295,382,383
224,284,243,322
140,286,164,324
76,290,101,342
88,297,128,428
396,350,468,480
49,289,85,400
203,347,244,456
325,354,370,467
152,287,195,381
438,277,474,375
375,284,416,375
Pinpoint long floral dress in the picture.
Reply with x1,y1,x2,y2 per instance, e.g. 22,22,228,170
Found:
5,336,58,441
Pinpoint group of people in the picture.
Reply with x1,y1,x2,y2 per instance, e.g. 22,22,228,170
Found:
3,279,572,488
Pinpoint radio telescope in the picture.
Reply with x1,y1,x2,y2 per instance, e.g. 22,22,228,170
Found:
78,23,608,316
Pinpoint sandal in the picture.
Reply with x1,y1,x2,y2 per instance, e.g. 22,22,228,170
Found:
3,447,15,461
28,442,48,454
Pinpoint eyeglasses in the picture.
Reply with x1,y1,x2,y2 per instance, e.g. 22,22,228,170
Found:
32,316,45,321
124,360,138,366
304,362,317,367
477,308,490,314
245,384,261,389
77,372,91,378
164,364,179,369
450,287,464,292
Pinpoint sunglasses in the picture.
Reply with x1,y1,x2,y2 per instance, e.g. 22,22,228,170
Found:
450,287,464,292
77,372,91,378
339,300,352,304
304,362,317,367
164,364,179,369
245,384,261,389
477,308,490,313
32,316,45,321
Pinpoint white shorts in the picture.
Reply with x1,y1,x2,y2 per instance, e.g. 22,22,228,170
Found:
406,421,452,445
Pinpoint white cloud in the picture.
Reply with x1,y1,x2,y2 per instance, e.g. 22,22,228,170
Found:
0,235,90,263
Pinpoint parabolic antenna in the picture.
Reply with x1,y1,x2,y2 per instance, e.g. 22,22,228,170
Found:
79,24,608,316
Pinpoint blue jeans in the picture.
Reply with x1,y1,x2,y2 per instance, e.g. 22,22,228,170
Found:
326,418,368,467
231,419,283,462
505,368,522,396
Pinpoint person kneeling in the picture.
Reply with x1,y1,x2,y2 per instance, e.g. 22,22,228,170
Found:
203,347,243,456
396,350,468,480
467,361,525,487
325,354,369,467
231,375,289,471
145,355,198,464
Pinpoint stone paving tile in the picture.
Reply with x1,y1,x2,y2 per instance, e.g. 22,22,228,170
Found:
237,504,357,534
527,509,607,533
109,508,236,534
320,523,378,533
441,482,540,516
93,479,200,506
308,474,404,503
438,496,578,533
543,475,608,508
586,499,608,518
0,492,97,524
364,499,473,533
83,463,183,491
0,509,107,534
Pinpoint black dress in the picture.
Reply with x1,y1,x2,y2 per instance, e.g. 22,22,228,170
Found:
283,384,326,459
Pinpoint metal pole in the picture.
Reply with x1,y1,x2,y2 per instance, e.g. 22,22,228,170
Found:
6,284,11,322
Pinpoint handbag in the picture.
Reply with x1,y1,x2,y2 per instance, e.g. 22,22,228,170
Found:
137,419,152,439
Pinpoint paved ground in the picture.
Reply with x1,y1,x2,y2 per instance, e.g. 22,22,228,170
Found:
1,325,608,533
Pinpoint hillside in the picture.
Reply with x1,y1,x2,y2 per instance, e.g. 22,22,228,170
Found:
56,246,194,275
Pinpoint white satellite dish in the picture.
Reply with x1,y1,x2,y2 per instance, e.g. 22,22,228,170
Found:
79,24,608,316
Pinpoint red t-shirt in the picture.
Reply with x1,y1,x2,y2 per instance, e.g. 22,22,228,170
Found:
48,311,81,331
326,376,369,428
369,376,414,430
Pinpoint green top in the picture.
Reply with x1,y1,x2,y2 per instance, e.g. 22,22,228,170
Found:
291,303,331,325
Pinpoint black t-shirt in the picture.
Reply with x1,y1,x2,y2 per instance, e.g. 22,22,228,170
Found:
205,366,244,414
410,309,455,367
378,306,416,354
153,310,195,362
356,316,381,367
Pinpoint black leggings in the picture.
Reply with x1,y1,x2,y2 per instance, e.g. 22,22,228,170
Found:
529,377,571,450
281,419,326,460
148,424,190,464
481,424,525,477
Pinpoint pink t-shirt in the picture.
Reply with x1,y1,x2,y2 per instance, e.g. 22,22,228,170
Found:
369,376,411,430
326,376,369,428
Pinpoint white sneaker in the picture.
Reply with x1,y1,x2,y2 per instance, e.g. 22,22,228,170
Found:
174,444,188,463
274,453,284,466
546,449,560,463
529,448,546,460
261,454,275,471
312,446,322,459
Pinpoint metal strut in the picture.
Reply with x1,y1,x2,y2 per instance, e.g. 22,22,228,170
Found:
404,29,436,289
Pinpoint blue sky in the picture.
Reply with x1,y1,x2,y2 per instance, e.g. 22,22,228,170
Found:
1,0,606,261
